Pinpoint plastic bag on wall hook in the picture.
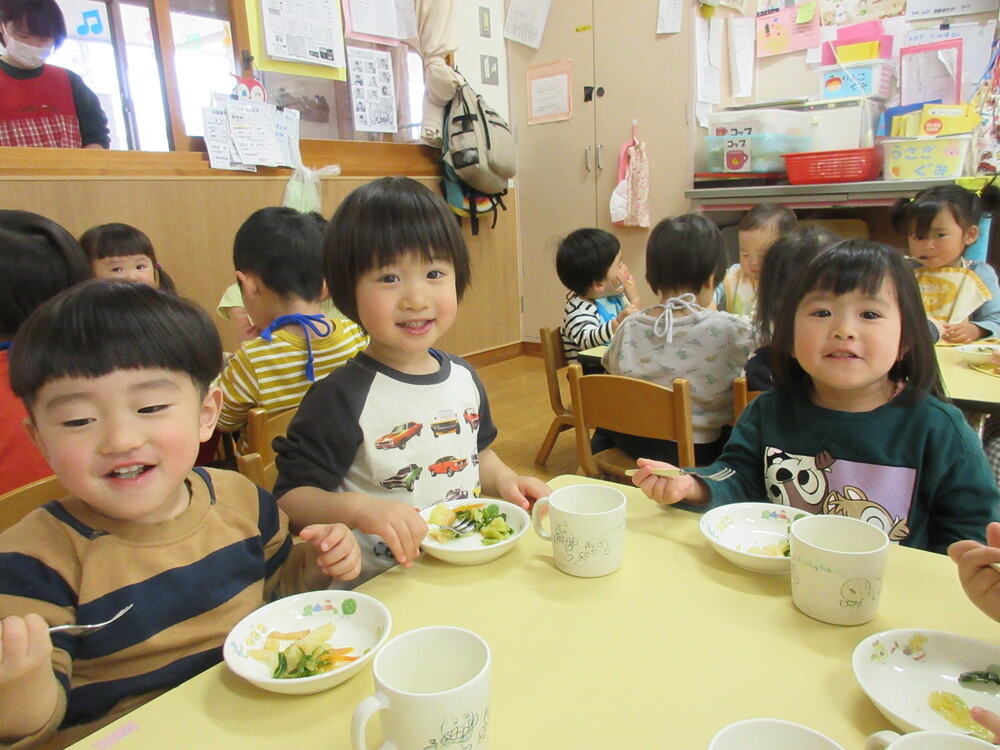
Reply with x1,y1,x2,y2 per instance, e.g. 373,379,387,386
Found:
283,164,342,214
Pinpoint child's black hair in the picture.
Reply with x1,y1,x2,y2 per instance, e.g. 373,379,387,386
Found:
889,183,1000,238
324,177,471,325
0,0,67,48
79,222,176,292
769,239,939,404
555,228,621,298
738,203,798,235
10,280,223,410
0,209,90,340
645,213,727,297
233,207,325,302
753,226,840,346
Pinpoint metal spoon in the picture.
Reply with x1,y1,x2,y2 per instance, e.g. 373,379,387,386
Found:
49,604,134,636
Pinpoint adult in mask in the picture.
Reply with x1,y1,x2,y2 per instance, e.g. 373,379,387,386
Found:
0,0,110,149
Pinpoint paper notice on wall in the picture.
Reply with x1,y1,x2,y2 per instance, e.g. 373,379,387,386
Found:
260,0,346,68
202,107,257,172
696,15,721,106
756,5,821,57
657,0,682,34
906,0,999,20
226,100,288,167
906,21,996,100
504,0,551,48
346,0,416,40
275,107,302,167
729,17,755,98
527,59,572,124
347,46,397,133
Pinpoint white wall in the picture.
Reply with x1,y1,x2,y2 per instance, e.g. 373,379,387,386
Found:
453,0,510,122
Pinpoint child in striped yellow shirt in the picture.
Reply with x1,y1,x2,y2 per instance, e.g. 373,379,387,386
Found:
216,207,368,442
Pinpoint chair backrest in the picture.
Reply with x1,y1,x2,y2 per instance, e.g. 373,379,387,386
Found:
733,377,764,422
236,452,279,493
0,475,66,533
539,326,571,417
798,218,869,240
568,364,695,476
242,407,298,465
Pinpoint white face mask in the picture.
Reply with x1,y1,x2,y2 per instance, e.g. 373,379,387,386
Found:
2,27,53,68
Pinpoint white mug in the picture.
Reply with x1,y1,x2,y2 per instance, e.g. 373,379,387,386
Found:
790,514,889,626
351,626,491,750
866,730,996,749
708,718,845,749
532,484,626,577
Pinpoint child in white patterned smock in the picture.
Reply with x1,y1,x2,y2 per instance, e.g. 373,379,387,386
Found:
890,183,1000,344
602,213,753,465
714,203,797,316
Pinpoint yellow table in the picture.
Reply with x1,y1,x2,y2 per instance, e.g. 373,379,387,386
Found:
68,476,998,750
936,345,1000,413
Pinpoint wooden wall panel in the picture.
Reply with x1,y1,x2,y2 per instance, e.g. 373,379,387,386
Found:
0,176,520,356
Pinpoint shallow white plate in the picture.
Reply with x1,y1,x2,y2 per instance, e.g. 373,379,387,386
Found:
419,498,529,565
853,629,1000,736
699,502,808,574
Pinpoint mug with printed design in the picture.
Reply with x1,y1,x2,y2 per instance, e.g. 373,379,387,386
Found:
531,484,626,577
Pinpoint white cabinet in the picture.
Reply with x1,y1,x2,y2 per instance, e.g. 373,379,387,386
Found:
508,2,697,339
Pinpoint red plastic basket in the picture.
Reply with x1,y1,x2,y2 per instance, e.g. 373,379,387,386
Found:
782,147,883,185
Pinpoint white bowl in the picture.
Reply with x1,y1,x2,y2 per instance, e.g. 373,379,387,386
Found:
699,502,809,574
956,343,1000,365
419,498,529,565
223,591,391,695
853,629,1000,737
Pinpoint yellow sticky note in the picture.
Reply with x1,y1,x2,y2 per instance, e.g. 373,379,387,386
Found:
796,1,816,23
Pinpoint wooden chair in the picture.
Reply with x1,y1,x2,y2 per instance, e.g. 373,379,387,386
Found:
733,377,764,422
798,218,870,240
535,327,576,466
0,475,66,533
242,407,298,466
568,364,695,481
236,452,279,493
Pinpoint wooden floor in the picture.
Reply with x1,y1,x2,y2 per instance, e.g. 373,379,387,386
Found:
473,354,580,484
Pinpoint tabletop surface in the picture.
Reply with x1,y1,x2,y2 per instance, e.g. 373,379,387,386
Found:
67,476,999,750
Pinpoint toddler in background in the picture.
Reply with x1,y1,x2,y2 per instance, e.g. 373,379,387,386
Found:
0,210,90,495
743,226,840,392
217,210,344,344
0,280,359,749
274,177,549,586
557,228,639,363
714,203,797,316
80,222,175,292
632,240,1000,554
602,213,753,465
215,206,367,438
890,184,1000,343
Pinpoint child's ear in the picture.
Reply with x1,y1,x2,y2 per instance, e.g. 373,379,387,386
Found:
198,387,223,441
964,223,980,247
235,270,259,299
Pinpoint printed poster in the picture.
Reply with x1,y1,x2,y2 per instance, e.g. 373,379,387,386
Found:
347,46,397,133
260,0,346,69
756,4,821,58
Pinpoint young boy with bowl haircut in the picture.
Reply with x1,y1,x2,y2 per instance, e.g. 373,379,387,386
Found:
0,280,360,749
273,177,549,586
215,206,367,440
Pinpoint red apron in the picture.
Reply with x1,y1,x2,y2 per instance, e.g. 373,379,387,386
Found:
0,64,83,148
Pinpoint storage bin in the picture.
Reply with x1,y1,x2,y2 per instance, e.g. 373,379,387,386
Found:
818,61,895,100
880,135,972,180
707,109,816,138
783,147,883,184
705,134,813,173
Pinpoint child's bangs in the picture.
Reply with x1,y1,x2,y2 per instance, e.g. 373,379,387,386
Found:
806,244,892,299
11,282,221,403
356,217,462,274
907,197,959,237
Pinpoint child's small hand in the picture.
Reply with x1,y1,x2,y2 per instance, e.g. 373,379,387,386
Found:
620,273,640,306
630,458,703,506
299,523,362,581
352,498,427,567
948,522,1000,623
941,320,983,344
971,706,1000,743
613,304,638,331
0,614,52,687
496,474,549,510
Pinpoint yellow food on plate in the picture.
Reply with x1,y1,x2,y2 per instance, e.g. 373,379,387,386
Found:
248,621,357,679
743,540,790,557
928,690,993,740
